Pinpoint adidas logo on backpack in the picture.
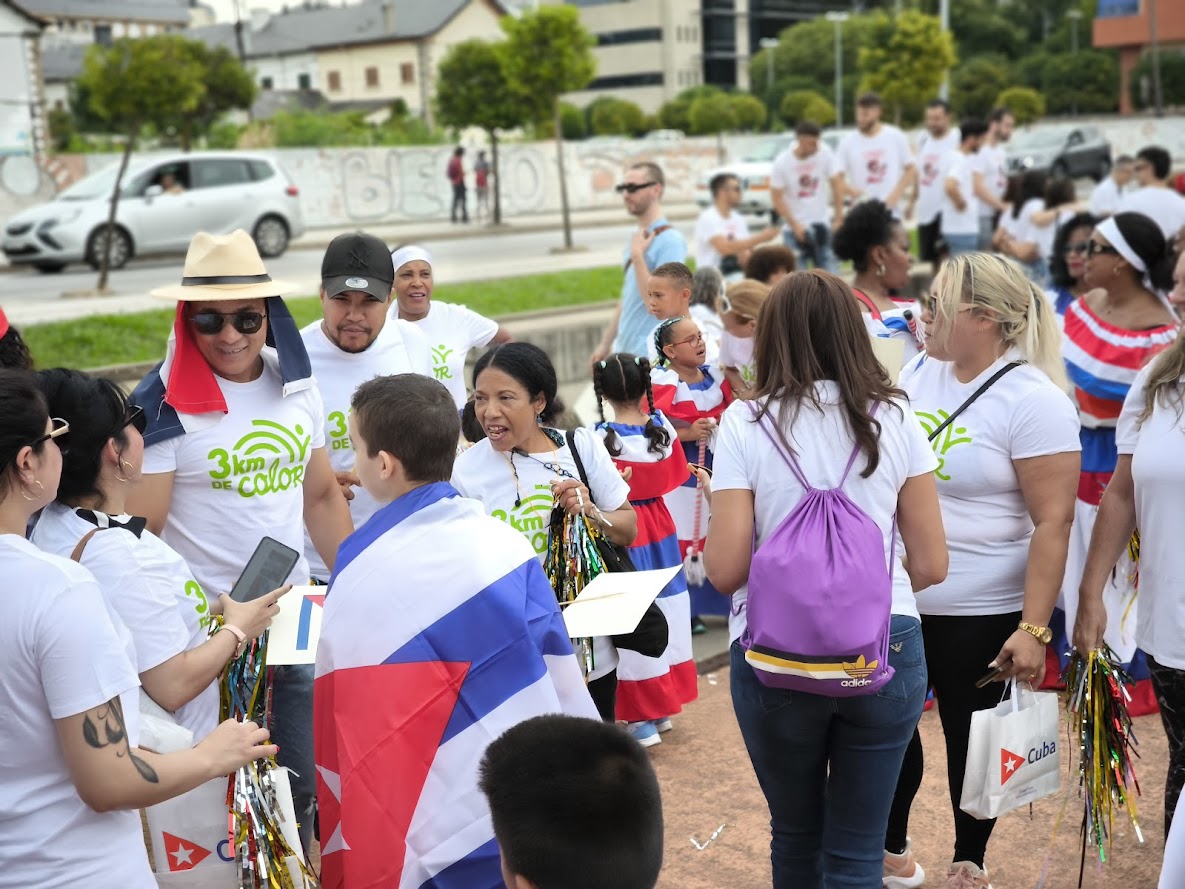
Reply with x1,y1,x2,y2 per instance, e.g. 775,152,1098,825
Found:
741,402,895,697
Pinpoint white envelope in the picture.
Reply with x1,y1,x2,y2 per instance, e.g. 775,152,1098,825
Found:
266,586,324,666
561,566,681,638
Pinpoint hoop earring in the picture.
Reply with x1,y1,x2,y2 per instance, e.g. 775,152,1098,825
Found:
115,460,134,483
19,477,43,501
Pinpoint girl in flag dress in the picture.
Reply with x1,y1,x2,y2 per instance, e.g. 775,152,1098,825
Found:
650,317,733,623
593,353,695,746
1061,213,1179,713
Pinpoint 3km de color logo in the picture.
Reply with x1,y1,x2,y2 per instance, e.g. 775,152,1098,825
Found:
207,420,311,497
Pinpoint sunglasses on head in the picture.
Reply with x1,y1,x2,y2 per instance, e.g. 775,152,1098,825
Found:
31,417,70,451
119,404,146,436
615,181,657,194
1064,241,1090,254
1086,242,1119,258
190,310,265,336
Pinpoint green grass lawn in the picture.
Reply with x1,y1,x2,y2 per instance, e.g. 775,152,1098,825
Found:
23,265,623,371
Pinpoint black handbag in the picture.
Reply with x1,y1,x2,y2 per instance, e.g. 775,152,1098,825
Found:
565,431,669,659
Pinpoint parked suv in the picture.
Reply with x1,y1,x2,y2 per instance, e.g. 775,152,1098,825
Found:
3,151,306,273
1006,126,1112,181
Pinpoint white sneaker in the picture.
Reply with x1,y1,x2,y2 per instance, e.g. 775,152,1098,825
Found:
946,861,992,889
653,717,673,733
883,837,925,888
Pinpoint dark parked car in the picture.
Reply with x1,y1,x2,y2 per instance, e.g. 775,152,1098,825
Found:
1006,125,1112,181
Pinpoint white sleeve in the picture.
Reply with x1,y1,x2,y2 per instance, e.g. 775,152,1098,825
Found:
1116,365,1153,455
39,573,140,719
711,403,752,492
693,211,713,248
306,384,327,450
897,403,940,477
459,306,499,350
1009,384,1082,459
141,435,180,475
573,427,630,510
80,534,191,673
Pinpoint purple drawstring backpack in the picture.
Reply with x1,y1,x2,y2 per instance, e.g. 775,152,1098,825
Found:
741,401,896,696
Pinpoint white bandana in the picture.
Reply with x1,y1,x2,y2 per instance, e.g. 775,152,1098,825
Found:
391,245,433,274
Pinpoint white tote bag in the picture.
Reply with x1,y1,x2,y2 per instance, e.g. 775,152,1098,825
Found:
959,680,1060,820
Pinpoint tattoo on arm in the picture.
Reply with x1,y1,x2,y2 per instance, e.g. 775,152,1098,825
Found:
82,696,159,783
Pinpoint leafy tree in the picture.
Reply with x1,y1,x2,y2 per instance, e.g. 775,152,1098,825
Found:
435,38,526,225
587,96,646,136
1129,51,1185,109
950,55,1014,119
729,93,768,132
559,102,587,140
171,43,255,150
780,90,836,127
688,93,737,135
657,86,725,133
271,109,372,146
1041,51,1119,115
47,105,76,152
948,0,1026,60
77,35,206,291
995,86,1045,125
207,121,245,149
858,10,957,125
501,6,596,249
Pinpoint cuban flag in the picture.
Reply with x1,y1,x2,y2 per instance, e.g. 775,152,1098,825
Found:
314,482,598,889
595,412,697,721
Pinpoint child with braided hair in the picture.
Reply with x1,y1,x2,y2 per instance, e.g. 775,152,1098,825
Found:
650,318,734,629
593,354,696,745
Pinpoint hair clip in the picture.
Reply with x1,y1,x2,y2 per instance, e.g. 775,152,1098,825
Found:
633,356,641,365
599,360,607,369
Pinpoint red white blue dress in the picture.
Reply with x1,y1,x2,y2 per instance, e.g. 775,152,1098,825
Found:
595,411,697,721
651,364,734,617
1060,297,1177,710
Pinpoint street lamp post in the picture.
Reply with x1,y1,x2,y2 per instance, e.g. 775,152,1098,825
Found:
824,11,849,128
759,37,779,95
1067,9,1082,116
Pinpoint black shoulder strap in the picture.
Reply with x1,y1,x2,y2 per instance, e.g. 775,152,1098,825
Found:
565,429,594,500
927,361,1022,443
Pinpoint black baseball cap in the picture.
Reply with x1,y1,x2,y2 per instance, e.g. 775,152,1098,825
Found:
321,232,393,300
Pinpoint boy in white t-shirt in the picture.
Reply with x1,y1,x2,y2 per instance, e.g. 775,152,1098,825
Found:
836,92,916,217
770,120,845,273
644,262,719,365
302,232,432,581
940,119,988,256
389,245,511,409
693,173,778,277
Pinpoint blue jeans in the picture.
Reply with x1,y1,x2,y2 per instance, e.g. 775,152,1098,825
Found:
270,663,316,852
731,615,927,889
784,222,838,274
944,232,979,257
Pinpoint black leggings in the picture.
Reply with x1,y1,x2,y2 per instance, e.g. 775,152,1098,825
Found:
884,611,1020,868
587,670,618,722
1148,656,1185,836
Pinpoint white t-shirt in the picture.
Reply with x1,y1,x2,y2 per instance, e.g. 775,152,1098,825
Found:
941,152,981,236
1089,176,1126,217
690,304,724,359
694,205,751,271
975,144,1008,219
712,386,939,643
900,354,1081,616
1119,186,1185,242
770,144,839,226
718,330,756,388
837,125,914,209
1014,198,1061,261
31,503,219,741
451,427,631,681
301,318,432,579
1116,365,1185,668
141,350,327,594
393,301,499,409
915,129,961,225
0,535,152,889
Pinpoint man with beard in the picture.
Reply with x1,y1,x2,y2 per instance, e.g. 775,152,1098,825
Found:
910,99,960,272
836,92,915,218
973,107,1014,250
301,231,432,584
590,162,687,364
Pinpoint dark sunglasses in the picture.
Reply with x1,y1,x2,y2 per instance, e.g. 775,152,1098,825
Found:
31,417,70,451
615,181,657,194
190,311,265,336
1086,242,1119,258
119,404,147,436
1064,241,1090,255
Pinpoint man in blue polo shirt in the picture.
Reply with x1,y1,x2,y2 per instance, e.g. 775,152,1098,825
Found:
591,162,687,363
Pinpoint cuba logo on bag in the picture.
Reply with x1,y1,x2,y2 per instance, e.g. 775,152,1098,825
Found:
1000,738,1057,785
741,402,895,697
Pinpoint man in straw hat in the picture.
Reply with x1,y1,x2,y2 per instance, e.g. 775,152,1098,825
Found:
300,231,431,583
129,229,353,851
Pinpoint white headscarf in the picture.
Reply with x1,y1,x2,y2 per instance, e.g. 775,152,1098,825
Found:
391,245,432,274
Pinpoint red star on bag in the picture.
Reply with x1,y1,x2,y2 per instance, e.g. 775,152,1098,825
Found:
1000,748,1025,785
162,832,212,871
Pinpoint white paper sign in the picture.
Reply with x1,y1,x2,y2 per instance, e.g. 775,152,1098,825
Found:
561,566,681,639
267,586,324,666
871,335,906,383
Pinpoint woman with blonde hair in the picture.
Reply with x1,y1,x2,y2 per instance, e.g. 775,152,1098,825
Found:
883,253,1081,889
717,277,771,397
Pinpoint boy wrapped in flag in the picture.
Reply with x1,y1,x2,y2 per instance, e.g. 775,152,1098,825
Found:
314,374,598,889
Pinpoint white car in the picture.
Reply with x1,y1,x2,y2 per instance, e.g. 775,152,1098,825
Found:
3,151,306,273
694,129,854,221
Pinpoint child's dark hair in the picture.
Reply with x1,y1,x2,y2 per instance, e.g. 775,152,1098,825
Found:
473,342,565,424
479,714,664,889
651,317,686,367
651,261,693,291
593,353,670,457
461,395,485,443
352,374,460,482
0,324,33,370
743,245,796,284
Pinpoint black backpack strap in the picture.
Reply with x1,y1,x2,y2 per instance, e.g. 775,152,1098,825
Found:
565,429,594,500
926,361,1022,443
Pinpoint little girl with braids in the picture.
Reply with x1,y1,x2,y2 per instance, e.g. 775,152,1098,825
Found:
593,353,696,747
650,317,734,628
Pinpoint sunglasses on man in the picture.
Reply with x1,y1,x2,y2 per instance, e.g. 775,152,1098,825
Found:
190,310,266,336
615,181,657,194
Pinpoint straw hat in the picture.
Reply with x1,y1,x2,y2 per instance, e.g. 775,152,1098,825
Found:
151,229,298,301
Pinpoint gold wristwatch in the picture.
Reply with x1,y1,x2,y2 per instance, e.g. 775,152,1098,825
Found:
1018,621,1053,644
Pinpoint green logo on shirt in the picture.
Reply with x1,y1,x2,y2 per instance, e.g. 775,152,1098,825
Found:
431,344,454,381
492,488,553,555
916,410,972,481
185,579,212,628
327,410,352,452
207,420,311,497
